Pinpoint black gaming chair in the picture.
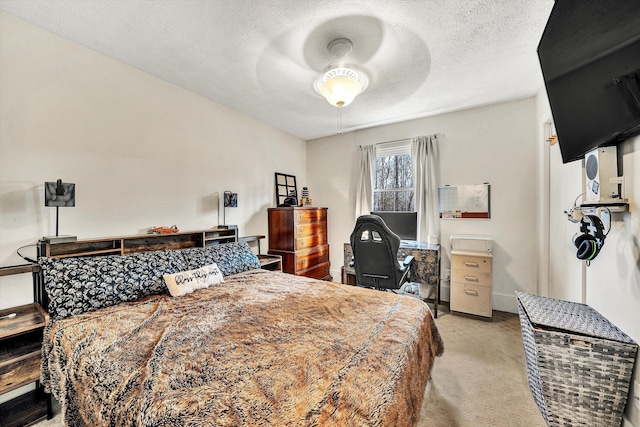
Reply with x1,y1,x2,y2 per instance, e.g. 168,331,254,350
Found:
349,215,415,291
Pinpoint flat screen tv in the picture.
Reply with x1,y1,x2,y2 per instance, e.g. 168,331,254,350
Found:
537,0,640,163
371,211,417,241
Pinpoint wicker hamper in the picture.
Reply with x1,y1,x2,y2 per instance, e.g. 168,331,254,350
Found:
515,291,638,426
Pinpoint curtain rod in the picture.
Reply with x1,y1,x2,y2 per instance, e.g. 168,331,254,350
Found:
358,133,444,149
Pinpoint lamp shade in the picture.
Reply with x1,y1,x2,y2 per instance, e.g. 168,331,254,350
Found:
224,191,238,207
320,74,362,107
45,180,75,207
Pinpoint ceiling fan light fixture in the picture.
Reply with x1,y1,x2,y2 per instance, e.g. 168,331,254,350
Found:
314,38,368,107
317,69,364,107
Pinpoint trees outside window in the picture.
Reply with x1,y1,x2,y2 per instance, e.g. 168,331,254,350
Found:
373,152,414,211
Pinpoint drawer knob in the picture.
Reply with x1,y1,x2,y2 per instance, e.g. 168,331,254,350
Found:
464,276,479,282
301,259,306,264
299,227,305,232
464,262,479,268
464,289,479,296
300,241,305,246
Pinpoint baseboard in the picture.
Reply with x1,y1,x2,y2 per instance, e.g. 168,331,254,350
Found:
492,292,518,314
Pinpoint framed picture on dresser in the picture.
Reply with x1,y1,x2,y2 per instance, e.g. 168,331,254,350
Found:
274,172,297,206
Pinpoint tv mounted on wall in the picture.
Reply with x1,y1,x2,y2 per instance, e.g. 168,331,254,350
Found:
537,0,640,164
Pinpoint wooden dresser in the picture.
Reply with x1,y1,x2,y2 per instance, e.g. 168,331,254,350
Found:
267,207,331,280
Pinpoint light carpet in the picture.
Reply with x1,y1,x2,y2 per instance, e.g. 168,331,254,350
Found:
419,309,545,426
34,309,544,427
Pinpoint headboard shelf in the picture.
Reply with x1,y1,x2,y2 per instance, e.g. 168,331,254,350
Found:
42,239,122,258
204,230,237,245
39,228,238,259
123,234,202,253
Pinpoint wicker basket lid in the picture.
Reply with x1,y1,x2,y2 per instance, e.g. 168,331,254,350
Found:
515,291,637,344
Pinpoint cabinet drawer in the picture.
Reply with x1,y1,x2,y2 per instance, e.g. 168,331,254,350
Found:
451,269,491,286
0,353,41,393
295,234,327,251
298,261,331,280
450,282,492,317
294,210,327,224
295,245,329,271
452,254,492,274
294,222,327,238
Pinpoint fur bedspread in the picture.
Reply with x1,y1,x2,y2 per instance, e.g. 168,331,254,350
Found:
42,269,444,426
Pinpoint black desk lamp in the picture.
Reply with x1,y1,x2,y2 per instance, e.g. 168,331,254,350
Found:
221,191,237,229
44,179,76,242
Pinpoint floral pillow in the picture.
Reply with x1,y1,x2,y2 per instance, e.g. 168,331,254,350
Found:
40,250,187,320
180,241,261,276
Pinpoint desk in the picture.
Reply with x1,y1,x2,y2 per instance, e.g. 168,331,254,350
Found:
343,241,440,317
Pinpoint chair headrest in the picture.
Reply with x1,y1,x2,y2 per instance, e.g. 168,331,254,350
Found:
352,215,401,246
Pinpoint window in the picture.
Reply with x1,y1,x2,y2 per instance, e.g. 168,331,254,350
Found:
373,140,414,211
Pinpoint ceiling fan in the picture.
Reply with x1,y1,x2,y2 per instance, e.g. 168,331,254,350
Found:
313,38,369,108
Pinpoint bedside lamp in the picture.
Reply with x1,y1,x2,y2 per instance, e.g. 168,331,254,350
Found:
44,179,77,242
221,191,237,229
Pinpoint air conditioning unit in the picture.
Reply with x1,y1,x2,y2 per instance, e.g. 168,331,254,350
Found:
585,146,619,202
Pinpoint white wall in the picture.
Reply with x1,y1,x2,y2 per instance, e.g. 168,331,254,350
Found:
586,135,640,427
546,142,585,302
538,89,640,426
307,97,539,312
0,12,306,308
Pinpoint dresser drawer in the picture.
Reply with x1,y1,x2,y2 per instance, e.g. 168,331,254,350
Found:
0,352,41,393
295,245,329,271
451,254,492,274
295,234,327,251
294,209,327,224
298,261,331,280
450,282,492,318
451,269,491,287
294,222,327,238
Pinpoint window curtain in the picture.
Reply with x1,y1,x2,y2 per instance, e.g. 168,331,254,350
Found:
412,135,440,243
355,144,376,220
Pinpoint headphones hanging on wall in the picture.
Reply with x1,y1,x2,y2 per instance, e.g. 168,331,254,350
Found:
572,214,608,265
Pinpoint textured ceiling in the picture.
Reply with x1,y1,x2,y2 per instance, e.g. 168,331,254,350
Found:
0,0,554,140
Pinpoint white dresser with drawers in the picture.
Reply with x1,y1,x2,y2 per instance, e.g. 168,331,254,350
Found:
450,236,493,318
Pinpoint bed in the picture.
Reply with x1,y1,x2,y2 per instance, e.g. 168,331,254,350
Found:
38,241,443,426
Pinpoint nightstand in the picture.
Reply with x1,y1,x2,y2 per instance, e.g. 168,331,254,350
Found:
0,265,52,427
450,250,493,318
258,254,283,272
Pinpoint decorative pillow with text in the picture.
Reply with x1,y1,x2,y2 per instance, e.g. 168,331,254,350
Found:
163,263,224,297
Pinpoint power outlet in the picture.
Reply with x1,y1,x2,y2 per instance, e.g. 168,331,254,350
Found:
443,269,451,281
634,380,640,411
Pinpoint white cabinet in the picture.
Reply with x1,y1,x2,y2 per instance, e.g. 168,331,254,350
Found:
450,250,493,318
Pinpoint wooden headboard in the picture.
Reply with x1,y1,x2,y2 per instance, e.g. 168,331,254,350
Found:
39,228,238,259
